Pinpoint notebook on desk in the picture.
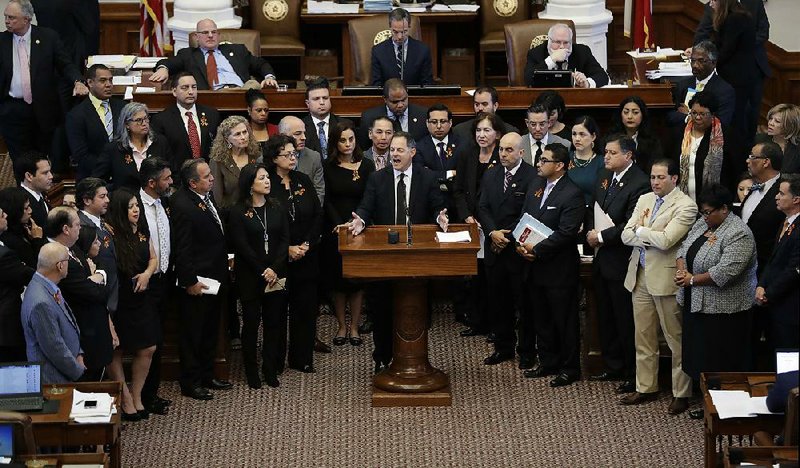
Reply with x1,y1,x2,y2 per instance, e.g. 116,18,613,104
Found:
0,363,44,412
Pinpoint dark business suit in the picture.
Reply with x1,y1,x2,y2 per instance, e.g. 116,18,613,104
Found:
358,104,428,150
737,181,784,277
356,165,445,366
22,189,49,231
524,43,609,88
669,74,736,127
150,104,221,174
453,146,500,223
155,44,274,90
0,26,82,160
476,162,537,357
632,132,664,175
713,12,758,141
170,188,229,392
65,96,125,180
759,217,800,350
0,229,44,269
301,113,345,158
370,38,433,87
766,370,799,413
591,166,651,377
31,0,98,70
452,119,519,147
92,135,172,192
521,176,585,377
77,211,118,314
415,133,461,212
0,244,35,361
228,201,289,379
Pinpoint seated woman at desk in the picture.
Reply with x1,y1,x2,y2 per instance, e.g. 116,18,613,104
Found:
611,95,663,175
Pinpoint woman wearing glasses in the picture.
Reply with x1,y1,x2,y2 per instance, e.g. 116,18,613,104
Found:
264,135,323,373
93,102,170,192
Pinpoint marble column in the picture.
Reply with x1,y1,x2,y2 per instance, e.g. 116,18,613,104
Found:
168,0,242,52
538,0,613,70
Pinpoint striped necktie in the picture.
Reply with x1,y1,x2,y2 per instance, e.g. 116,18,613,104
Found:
102,101,113,141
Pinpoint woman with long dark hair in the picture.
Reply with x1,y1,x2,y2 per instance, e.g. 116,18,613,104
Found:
0,187,44,267
611,96,664,174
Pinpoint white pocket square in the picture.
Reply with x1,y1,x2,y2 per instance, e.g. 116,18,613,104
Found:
546,206,557,210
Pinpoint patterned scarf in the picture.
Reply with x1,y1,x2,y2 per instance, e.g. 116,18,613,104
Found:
679,116,724,194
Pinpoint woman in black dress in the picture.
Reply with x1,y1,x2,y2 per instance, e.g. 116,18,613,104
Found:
229,163,290,389
106,189,159,421
611,95,664,174
322,120,375,346
265,135,323,373
0,187,45,267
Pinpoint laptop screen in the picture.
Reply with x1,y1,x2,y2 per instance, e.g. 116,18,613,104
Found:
0,363,41,397
0,423,12,459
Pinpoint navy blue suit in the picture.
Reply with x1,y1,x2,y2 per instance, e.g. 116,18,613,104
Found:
370,38,433,87
759,217,800,350
65,97,125,181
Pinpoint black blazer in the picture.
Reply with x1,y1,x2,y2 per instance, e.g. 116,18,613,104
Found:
150,104,221,174
591,166,651,280
521,176,586,286
155,44,275,90
695,0,771,78
64,96,125,181
452,119,519,146
370,38,433,87
355,165,445,226
712,12,757,87
0,229,44,269
0,245,35,348
414,133,461,181
228,202,289,301
93,134,171,192
669,74,736,127
77,211,119,313
23,189,49,229
524,43,609,88
453,145,500,222
735,180,784,276
359,104,428,150
476,161,538,267
671,123,743,193
758,217,800,328
31,0,98,69
301,113,346,157
170,188,228,287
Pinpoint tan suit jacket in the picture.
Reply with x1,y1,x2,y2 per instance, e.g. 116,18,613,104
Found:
621,188,697,296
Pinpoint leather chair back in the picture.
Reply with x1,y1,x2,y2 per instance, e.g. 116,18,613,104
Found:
250,0,305,56
0,411,36,455
505,19,576,86
786,387,799,446
479,0,530,37
348,14,421,86
188,29,262,57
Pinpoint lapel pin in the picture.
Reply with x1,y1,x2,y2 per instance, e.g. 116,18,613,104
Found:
511,183,516,188
35,39,40,44
619,182,624,187
412,118,417,123
229,52,234,57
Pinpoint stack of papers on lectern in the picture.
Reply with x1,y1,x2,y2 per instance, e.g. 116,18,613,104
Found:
87,55,136,74
436,230,471,243
364,0,393,11
70,390,116,423
709,390,779,419
646,61,692,79
306,1,359,13
513,213,553,247
131,56,164,70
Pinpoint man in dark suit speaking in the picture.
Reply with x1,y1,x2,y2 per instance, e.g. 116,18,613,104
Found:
524,23,608,88
150,19,277,90
370,8,432,87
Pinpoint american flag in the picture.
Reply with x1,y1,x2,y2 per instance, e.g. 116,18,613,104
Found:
139,0,172,56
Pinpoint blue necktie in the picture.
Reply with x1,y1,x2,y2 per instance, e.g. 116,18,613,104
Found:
639,197,664,267
317,121,327,158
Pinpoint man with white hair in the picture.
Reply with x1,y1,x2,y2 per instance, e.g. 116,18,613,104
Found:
523,23,609,88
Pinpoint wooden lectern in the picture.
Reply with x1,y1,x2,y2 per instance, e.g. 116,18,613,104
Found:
338,223,480,407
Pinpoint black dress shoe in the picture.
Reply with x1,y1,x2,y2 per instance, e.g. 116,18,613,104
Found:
615,380,636,394
181,387,213,401
332,336,347,346
688,408,704,419
589,371,624,381
349,336,363,346
518,356,535,370
459,327,487,337
264,375,280,388
137,409,150,420
523,366,556,378
144,400,169,415
203,379,233,390
374,362,387,374
485,332,497,344
483,352,513,365
358,319,374,335
549,373,577,387
153,396,172,407
314,338,332,353
290,364,316,373
668,397,689,415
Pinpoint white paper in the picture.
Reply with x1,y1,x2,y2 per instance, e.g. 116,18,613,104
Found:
709,390,756,419
113,75,140,86
89,54,124,62
134,86,156,94
197,276,221,295
70,390,115,423
265,277,287,293
749,396,779,415
512,212,553,247
123,86,134,100
465,89,476,96
445,4,480,11
593,202,615,232
306,1,359,13
476,227,484,259
436,230,471,243
776,351,799,374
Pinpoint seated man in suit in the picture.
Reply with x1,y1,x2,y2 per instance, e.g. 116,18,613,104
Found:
0,205,36,362
21,242,87,384
13,151,52,228
359,78,428,149
669,41,735,128
150,19,276,90
524,23,609,89
346,131,447,372
65,64,124,181
302,77,342,158
151,72,221,177
277,116,325,204
363,116,394,171
452,87,519,144
521,103,571,167
370,8,432,87
517,143,585,386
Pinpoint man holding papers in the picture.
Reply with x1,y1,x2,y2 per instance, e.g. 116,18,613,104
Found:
620,159,697,414
516,143,585,387
585,135,650,393
476,132,537,367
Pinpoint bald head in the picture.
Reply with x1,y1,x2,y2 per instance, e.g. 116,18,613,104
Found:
278,116,307,151
195,19,219,50
499,132,524,169
37,243,69,282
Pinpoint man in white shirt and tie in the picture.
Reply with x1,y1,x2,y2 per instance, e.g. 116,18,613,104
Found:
14,150,52,228
669,41,735,127
301,77,342,158
521,104,571,167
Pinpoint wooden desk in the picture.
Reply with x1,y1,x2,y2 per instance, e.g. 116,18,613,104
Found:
301,10,478,84
17,452,109,467
701,372,785,468
722,446,798,467
30,382,122,468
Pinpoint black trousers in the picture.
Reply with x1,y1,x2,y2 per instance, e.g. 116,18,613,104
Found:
241,291,288,378
142,273,170,404
486,253,524,357
368,281,393,366
593,270,635,376
287,275,317,368
179,292,222,391
0,98,52,161
461,261,489,331
529,283,580,377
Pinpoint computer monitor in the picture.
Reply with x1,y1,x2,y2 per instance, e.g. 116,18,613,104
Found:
0,363,43,412
341,86,383,97
0,423,13,460
531,70,573,88
406,85,462,96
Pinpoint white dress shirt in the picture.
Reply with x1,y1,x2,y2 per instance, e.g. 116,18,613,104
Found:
393,165,413,223
140,188,171,274
742,173,781,223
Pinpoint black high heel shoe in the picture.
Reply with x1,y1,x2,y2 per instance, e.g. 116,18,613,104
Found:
121,411,142,422
333,331,348,346
264,374,280,388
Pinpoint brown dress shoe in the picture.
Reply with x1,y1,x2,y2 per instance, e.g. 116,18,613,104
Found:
619,391,658,405
668,397,689,415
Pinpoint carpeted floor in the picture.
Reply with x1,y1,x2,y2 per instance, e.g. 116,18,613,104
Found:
121,309,704,467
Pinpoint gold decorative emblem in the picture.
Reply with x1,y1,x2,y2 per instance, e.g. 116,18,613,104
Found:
531,34,548,49
138,232,147,242
374,30,392,45
263,0,289,22
493,0,517,17
124,155,133,165
200,112,208,127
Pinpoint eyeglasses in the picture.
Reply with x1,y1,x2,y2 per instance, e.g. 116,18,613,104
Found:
278,151,298,159
427,119,450,126
538,158,557,164
689,111,711,118
700,207,719,217
129,116,150,125
524,119,548,127
747,154,768,161
197,30,218,36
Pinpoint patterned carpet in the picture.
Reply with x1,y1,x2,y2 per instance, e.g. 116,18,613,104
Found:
121,308,704,467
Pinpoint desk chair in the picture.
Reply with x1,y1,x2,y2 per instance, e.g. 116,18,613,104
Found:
347,15,421,86
478,0,529,85
188,29,262,57
250,0,305,71
0,411,36,455
504,19,576,86
754,387,799,446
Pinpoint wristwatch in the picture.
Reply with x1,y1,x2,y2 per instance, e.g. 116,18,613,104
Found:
689,276,694,286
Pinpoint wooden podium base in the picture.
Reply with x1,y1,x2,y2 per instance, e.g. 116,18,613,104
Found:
371,385,452,407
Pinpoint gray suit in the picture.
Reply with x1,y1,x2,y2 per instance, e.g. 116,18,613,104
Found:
295,148,325,205
21,273,85,384
520,133,572,167
362,147,390,171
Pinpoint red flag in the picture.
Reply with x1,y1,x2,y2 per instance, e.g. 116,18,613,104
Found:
633,0,655,49
140,0,171,57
